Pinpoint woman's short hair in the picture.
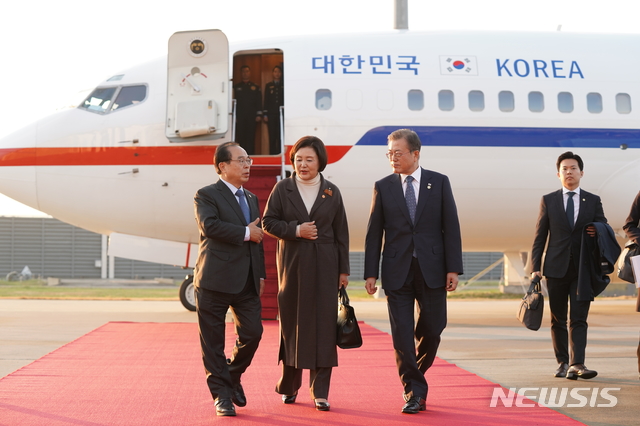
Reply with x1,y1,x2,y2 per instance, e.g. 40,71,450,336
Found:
290,136,328,172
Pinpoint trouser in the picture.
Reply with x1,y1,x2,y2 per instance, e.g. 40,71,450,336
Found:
547,262,591,366
195,272,263,400
275,365,333,399
385,257,447,400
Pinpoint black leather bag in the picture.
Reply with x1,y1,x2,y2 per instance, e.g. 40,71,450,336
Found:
617,240,640,283
517,276,544,331
336,287,363,349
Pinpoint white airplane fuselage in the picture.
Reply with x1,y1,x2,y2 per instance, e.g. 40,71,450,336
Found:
0,30,638,267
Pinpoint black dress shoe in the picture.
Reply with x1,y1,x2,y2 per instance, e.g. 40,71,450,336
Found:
566,364,597,380
215,398,236,416
554,362,569,377
231,382,246,407
314,400,330,411
282,393,297,404
402,396,426,414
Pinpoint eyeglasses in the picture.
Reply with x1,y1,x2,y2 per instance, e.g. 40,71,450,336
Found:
228,158,253,166
385,150,411,160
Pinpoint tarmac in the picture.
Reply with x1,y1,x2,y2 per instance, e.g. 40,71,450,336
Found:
0,296,638,426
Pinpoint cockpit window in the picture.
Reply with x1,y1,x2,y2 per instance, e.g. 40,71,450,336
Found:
79,87,117,113
111,86,147,111
78,85,147,114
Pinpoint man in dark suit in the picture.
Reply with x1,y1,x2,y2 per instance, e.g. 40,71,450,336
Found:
233,66,262,155
364,129,463,414
194,141,266,416
531,151,607,380
263,65,284,155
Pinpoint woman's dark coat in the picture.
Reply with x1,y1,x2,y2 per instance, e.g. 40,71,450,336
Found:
262,174,349,369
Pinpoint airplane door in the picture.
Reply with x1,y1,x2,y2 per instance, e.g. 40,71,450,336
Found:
166,30,229,141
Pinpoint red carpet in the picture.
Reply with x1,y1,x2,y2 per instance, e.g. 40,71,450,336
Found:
0,321,583,425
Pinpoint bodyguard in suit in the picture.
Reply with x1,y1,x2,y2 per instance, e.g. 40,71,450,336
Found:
531,151,607,380
194,141,266,416
364,129,463,414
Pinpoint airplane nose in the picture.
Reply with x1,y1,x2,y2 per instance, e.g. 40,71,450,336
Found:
0,124,39,210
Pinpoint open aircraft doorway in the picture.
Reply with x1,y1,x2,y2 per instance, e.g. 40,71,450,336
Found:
233,50,284,156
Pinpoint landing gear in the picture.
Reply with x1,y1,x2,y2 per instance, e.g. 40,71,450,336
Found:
179,274,196,311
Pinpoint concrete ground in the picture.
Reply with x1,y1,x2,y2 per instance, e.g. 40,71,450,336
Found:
0,297,638,425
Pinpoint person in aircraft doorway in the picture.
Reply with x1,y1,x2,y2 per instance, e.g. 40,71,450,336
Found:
263,65,284,154
233,65,262,155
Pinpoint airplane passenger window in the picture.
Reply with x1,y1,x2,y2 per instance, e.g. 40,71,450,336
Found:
438,90,454,111
79,87,117,113
408,90,424,111
498,91,514,112
558,92,573,113
468,90,484,112
616,93,631,114
316,89,332,110
111,86,147,111
587,93,603,113
528,92,544,112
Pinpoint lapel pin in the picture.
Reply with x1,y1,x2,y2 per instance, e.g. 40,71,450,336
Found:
324,188,333,197
322,195,326,198
582,198,585,202
427,183,432,189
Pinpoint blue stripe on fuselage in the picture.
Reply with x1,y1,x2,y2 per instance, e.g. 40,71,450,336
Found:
355,126,640,148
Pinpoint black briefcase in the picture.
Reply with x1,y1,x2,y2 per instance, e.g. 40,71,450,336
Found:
336,287,363,349
517,276,544,331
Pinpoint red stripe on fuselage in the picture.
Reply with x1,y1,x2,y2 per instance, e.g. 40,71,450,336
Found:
0,145,353,166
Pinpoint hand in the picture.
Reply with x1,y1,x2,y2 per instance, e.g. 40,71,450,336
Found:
531,271,542,279
259,279,265,297
255,116,262,122
445,272,458,292
586,225,596,237
263,116,269,123
365,277,378,295
339,274,349,289
299,221,317,240
248,218,263,243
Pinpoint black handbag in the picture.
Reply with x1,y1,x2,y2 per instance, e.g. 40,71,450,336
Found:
617,240,640,283
336,287,363,349
517,276,544,331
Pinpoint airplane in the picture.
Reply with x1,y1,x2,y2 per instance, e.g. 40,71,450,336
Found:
0,29,638,314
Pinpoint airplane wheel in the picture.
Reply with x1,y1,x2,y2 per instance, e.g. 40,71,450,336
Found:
179,275,196,311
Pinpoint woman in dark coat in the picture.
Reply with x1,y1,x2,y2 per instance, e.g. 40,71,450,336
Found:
262,136,349,411
622,191,640,379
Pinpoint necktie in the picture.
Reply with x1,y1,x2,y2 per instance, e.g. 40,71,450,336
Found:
236,188,251,224
566,191,575,229
405,176,416,224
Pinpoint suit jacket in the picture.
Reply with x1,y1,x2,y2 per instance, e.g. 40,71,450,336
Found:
577,222,621,301
622,191,640,246
531,188,607,278
193,179,265,294
364,168,463,290
621,191,640,313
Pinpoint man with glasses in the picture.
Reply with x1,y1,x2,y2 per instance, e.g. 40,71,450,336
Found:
364,129,463,414
194,141,265,417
